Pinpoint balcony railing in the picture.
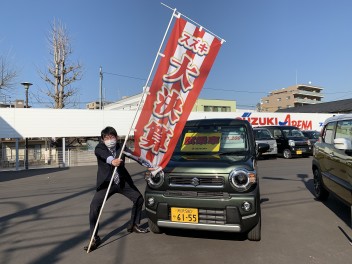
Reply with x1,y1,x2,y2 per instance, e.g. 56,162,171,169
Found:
293,90,324,98
294,98,321,104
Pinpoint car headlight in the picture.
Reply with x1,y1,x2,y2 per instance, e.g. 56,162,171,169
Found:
288,139,295,146
229,168,256,192
145,170,164,188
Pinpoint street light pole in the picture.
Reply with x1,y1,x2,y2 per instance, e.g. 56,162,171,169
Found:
21,82,32,170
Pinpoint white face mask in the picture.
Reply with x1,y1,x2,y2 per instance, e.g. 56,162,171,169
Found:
104,139,117,149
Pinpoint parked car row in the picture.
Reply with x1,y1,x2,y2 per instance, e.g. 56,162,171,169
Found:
143,116,351,243
253,126,319,159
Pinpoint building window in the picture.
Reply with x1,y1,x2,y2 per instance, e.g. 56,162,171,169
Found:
277,98,281,101
265,100,269,103
286,96,290,100
203,105,231,112
278,106,282,110
204,106,212,112
222,106,230,112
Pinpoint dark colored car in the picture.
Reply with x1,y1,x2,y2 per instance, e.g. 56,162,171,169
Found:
144,118,269,241
259,126,312,158
302,130,320,145
312,114,352,208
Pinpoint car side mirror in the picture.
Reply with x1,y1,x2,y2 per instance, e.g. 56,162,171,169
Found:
334,138,352,150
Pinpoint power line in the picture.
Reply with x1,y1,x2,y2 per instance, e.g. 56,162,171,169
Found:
102,71,352,95
103,72,147,81
102,71,268,94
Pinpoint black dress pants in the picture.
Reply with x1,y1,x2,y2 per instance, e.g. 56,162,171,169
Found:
89,180,144,237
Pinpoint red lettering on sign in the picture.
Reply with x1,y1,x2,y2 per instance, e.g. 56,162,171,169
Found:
139,119,174,154
163,54,200,92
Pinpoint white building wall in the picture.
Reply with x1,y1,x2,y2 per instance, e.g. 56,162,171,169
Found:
0,108,334,138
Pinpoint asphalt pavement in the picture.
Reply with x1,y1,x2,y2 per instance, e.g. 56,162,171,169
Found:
0,157,351,264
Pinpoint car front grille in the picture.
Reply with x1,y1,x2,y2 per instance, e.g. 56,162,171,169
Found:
295,141,308,146
169,176,225,187
199,209,226,224
164,190,229,198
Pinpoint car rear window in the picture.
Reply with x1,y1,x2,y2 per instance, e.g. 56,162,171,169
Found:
254,129,274,140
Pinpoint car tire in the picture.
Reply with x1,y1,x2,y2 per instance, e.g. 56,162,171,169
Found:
283,149,292,159
247,215,261,241
313,168,329,201
148,218,162,234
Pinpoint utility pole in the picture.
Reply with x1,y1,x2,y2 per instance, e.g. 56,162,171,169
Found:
99,66,103,110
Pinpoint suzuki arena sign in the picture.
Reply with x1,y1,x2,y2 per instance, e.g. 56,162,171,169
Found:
238,112,333,131
189,111,334,132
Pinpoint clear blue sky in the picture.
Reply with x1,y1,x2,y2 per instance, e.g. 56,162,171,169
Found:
1,0,352,109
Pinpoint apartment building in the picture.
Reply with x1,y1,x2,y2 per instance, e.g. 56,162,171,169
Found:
260,84,323,112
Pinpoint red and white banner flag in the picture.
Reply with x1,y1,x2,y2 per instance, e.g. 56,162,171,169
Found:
133,17,222,172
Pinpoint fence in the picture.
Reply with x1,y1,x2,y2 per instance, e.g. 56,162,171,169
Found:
0,149,95,170
0,148,136,171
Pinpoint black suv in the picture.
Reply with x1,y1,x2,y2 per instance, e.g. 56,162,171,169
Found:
260,126,312,158
144,118,269,241
312,114,352,207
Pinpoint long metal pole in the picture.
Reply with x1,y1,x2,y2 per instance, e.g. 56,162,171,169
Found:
86,8,177,253
25,88,29,170
99,66,103,110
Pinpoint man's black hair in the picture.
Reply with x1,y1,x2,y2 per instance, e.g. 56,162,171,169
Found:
101,126,117,139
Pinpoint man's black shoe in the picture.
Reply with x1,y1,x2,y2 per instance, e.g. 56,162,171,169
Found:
84,236,101,252
127,225,149,233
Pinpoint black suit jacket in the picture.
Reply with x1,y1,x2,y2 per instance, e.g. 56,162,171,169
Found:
94,142,135,191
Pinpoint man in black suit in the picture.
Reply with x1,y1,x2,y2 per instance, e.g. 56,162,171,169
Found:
84,126,152,252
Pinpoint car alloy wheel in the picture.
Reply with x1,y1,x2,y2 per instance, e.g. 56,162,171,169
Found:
283,149,292,159
313,168,329,201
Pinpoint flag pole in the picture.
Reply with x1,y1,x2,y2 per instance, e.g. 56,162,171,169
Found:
161,2,226,43
86,7,178,253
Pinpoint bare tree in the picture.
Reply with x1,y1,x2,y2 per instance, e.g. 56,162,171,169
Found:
0,55,18,98
40,20,82,109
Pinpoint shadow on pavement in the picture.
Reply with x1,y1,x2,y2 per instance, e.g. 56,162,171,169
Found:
0,167,70,182
298,173,351,229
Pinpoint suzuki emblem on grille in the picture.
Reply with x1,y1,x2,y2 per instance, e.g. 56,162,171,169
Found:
191,177,200,186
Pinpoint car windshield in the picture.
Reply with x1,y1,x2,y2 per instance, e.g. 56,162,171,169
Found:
173,124,249,155
282,128,304,137
254,129,274,140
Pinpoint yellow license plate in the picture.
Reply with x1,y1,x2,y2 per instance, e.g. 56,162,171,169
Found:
171,207,198,223
296,150,302,154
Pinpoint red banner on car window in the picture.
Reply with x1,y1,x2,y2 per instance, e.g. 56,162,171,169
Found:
133,17,222,171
